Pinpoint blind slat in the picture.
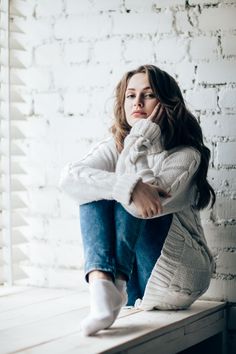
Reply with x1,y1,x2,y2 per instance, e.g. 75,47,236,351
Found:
0,229,27,247
0,142,25,156
1,195,27,209
1,0,28,285
0,178,27,192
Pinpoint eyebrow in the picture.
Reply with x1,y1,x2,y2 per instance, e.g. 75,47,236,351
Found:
126,86,152,91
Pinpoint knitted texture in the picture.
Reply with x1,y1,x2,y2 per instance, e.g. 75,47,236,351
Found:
59,119,215,310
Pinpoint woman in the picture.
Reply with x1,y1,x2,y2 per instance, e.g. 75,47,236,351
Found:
59,64,216,336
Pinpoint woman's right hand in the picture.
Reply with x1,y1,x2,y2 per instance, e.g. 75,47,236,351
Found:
131,180,171,218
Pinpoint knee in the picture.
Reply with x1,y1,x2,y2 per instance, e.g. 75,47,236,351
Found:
80,200,114,217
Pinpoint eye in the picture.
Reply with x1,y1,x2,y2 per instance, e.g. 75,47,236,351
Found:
144,93,155,98
126,94,135,99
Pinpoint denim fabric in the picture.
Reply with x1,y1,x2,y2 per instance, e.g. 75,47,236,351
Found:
79,200,172,306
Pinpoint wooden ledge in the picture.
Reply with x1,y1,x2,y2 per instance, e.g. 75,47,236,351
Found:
0,287,227,354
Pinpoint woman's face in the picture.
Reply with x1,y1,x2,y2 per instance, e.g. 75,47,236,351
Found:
124,72,159,127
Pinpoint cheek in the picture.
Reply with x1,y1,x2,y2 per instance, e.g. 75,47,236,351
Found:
124,101,131,115
146,101,159,114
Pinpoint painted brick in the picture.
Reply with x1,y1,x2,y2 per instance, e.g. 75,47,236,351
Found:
124,38,154,62
27,216,46,239
215,196,236,221
112,12,172,34
34,93,61,115
175,9,198,33
57,140,94,167
215,252,236,275
219,88,236,109
201,114,236,138
26,140,61,168
29,240,56,266
153,0,185,6
125,0,153,11
198,6,236,31
54,244,84,268
54,15,112,39
64,91,89,115
35,0,63,18
49,115,107,142
65,0,94,14
189,36,218,60
188,0,219,4
203,223,236,249
93,38,122,63
35,43,62,66
19,117,49,139
92,0,123,12
28,188,60,217
197,62,236,84
217,142,236,166
26,68,51,91
222,35,236,56
12,0,236,314
207,168,236,192
57,193,79,219
53,64,111,89
25,18,53,46
155,37,187,63
18,265,48,287
24,165,46,188
202,278,236,302
47,218,81,242
48,268,87,289
175,62,195,90
64,43,90,64
186,88,217,110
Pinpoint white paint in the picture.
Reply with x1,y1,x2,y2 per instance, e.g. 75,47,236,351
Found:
13,1,236,312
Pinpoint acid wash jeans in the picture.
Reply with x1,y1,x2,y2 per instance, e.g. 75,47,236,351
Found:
79,200,172,306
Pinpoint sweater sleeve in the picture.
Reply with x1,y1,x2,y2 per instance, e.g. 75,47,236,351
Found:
116,119,162,183
116,119,201,216
154,148,201,214
59,137,141,206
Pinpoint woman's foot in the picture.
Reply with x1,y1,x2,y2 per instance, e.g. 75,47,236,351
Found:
80,279,123,336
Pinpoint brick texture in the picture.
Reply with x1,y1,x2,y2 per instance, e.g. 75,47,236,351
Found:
17,1,236,314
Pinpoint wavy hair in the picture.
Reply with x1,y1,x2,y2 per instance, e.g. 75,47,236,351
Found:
111,64,215,210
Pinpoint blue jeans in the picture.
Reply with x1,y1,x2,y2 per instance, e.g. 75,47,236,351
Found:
80,200,172,306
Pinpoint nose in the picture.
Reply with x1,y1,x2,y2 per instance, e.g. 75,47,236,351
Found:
134,95,144,108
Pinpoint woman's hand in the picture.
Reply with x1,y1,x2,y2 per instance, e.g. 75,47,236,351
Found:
131,180,171,218
147,103,164,124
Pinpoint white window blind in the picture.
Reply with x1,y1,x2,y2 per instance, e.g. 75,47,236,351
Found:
0,0,28,286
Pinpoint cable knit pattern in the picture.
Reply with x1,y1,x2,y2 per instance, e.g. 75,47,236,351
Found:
59,119,215,310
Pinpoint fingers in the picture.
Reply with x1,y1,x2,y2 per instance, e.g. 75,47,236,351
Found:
138,200,163,218
147,103,160,121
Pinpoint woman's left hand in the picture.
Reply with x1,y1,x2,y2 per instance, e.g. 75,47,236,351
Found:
147,103,163,124
131,180,171,218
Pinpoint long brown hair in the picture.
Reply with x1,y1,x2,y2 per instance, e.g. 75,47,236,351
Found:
111,64,215,210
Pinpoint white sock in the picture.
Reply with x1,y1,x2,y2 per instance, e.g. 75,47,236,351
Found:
115,279,128,306
80,279,123,336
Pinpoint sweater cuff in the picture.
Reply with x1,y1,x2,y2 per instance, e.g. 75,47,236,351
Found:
129,119,161,144
113,174,141,206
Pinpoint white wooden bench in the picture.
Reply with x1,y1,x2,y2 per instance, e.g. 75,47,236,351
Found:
0,287,227,354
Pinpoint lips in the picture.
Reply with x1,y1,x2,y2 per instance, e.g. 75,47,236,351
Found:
132,111,147,116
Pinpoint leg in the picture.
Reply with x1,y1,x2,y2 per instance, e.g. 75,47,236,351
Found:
79,200,116,282
114,202,147,281
129,214,173,305
126,258,143,306
79,200,123,335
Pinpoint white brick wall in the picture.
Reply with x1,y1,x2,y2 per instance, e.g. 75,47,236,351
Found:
17,1,236,311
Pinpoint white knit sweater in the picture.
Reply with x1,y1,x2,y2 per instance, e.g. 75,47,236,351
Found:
59,119,215,310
